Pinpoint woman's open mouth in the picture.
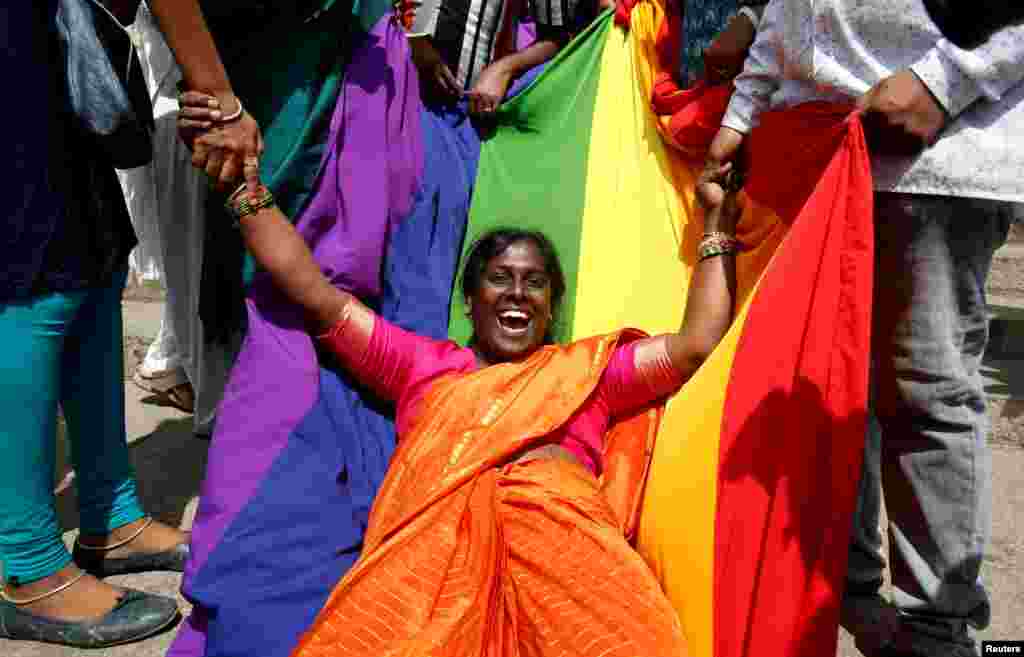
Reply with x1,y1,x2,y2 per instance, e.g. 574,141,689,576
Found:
497,309,531,336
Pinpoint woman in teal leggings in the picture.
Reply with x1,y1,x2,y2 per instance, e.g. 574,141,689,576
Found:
0,266,191,643
0,1,230,649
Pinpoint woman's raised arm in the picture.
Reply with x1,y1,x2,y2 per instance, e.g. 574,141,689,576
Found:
229,187,429,404
230,188,354,333
662,163,742,380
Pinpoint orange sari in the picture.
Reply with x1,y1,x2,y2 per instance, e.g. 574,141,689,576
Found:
292,330,686,657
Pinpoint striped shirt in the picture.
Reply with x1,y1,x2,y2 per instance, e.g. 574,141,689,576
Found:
404,0,587,87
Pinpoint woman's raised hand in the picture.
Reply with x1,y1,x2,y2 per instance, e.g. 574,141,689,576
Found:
696,158,743,234
177,91,264,194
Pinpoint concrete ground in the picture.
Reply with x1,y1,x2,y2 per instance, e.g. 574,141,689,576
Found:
3,234,1022,656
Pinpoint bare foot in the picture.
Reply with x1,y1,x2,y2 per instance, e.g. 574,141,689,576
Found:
77,518,187,560
3,564,123,622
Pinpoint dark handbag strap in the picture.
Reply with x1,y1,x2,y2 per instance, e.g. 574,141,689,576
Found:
55,0,153,168
95,0,142,25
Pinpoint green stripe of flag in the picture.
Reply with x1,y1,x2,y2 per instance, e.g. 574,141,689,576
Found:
448,14,612,345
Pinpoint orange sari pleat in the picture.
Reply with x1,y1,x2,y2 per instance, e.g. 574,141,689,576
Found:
291,332,685,657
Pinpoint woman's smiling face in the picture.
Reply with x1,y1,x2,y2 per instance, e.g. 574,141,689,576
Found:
468,239,553,366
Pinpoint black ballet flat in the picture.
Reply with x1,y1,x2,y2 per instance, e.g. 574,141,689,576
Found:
73,540,190,578
0,588,180,648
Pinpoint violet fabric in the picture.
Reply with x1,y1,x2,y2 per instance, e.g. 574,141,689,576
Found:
168,16,546,657
168,17,423,657
298,21,422,301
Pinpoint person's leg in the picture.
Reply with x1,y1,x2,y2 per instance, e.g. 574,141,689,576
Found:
842,413,902,654
847,413,886,591
138,318,184,378
151,105,227,433
117,164,165,286
60,268,145,535
0,290,87,587
0,287,153,623
872,193,1011,655
124,11,194,412
501,459,687,656
61,268,186,556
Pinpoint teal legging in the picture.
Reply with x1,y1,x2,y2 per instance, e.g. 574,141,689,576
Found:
0,268,144,585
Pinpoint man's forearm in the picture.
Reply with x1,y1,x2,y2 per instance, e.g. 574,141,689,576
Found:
721,0,782,134
492,38,562,81
146,0,235,107
910,21,1024,119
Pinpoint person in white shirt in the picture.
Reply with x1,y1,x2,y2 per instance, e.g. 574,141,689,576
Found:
706,2,1022,656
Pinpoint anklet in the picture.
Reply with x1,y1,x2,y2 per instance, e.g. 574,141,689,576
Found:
0,570,87,606
75,517,154,552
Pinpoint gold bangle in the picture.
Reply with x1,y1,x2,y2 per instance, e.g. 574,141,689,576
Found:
175,82,244,123
702,231,738,243
218,97,244,123
699,233,740,254
227,182,248,205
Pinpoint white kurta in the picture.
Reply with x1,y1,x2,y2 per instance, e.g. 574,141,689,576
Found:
118,2,234,434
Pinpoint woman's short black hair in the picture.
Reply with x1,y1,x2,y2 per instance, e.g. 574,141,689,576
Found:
460,228,566,340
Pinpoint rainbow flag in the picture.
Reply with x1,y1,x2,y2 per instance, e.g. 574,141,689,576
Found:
451,2,875,656
171,2,875,656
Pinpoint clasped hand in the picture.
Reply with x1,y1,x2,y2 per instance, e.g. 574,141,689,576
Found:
408,36,514,117
177,91,264,195
466,62,513,116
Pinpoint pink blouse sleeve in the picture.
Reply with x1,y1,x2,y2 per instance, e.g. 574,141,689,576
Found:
318,298,456,403
597,335,686,418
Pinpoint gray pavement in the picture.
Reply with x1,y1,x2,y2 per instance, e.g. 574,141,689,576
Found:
4,256,1022,655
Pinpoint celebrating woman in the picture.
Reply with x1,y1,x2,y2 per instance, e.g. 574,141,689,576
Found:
210,157,743,654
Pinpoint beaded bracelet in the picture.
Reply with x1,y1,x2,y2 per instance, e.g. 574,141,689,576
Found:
699,243,735,261
701,231,740,250
698,232,741,261
225,185,276,227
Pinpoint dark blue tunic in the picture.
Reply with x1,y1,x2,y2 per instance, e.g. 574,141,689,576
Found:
1,1,135,303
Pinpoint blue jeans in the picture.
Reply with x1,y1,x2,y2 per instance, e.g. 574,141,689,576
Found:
0,268,144,585
848,194,1012,650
